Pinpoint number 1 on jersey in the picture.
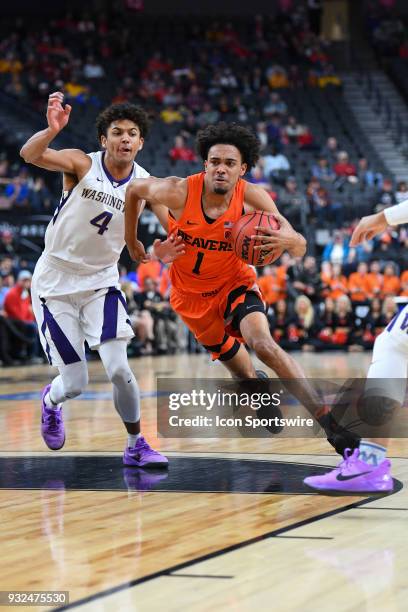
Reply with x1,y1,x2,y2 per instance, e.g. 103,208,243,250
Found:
90,211,113,235
192,251,204,274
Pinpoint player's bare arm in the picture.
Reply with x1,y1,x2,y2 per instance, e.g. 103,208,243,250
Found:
350,211,389,246
244,181,307,257
124,176,187,262
20,92,91,179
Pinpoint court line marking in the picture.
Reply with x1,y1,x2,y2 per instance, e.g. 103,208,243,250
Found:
53,481,402,611
167,573,234,579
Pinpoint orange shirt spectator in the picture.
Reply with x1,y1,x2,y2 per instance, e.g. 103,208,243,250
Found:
159,267,171,298
259,267,286,305
381,263,400,298
366,272,383,298
400,270,408,286
348,263,370,302
137,261,162,289
327,274,348,300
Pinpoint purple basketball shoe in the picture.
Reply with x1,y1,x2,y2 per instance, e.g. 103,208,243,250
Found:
41,384,65,451
123,437,168,468
303,448,393,494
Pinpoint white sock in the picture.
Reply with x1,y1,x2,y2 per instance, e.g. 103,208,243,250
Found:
44,392,61,410
128,433,141,447
359,441,387,466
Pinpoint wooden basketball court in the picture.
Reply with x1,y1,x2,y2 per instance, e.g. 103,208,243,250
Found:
0,352,406,611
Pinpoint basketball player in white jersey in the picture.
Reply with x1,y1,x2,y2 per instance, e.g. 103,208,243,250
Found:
20,92,181,468
305,206,408,493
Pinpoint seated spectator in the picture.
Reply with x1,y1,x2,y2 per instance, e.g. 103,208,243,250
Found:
366,260,383,298
372,230,399,262
381,262,400,297
197,103,220,127
395,181,408,203
312,157,335,183
286,295,318,351
0,230,18,257
4,174,31,210
266,114,284,147
169,136,197,162
286,255,321,303
374,177,396,211
382,295,397,324
348,262,370,303
3,270,40,362
266,64,289,89
258,265,286,305
318,64,342,88
363,297,387,346
136,258,162,290
284,116,306,143
263,92,288,117
326,263,348,301
332,294,354,348
267,299,294,350
135,277,178,354
322,230,349,264
278,176,308,227
320,136,340,164
29,177,53,212
261,145,290,181
255,121,269,151
247,164,273,192
121,281,155,356
160,105,183,124
83,56,105,79
357,157,380,190
333,151,357,177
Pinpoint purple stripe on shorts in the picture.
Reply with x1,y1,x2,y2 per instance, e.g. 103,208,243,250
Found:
40,317,52,365
42,304,81,364
100,288,119,343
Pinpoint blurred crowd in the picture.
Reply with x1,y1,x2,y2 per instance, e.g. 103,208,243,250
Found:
1,1,408,364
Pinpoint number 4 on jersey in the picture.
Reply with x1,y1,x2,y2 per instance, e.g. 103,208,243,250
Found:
90,211,113,235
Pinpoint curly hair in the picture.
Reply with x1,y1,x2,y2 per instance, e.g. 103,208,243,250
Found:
95,103,150,140
196,122,260,170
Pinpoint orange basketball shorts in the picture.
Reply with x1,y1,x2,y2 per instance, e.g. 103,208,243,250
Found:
170,272,265,361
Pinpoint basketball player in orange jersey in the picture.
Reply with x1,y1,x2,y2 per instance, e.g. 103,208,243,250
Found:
125,123,360,456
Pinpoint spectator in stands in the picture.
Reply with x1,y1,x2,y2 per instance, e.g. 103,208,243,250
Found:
366,259,383,298
258,265,286,306
357,157,380,189
278,176,308,227
83,56,105,79
395,181,408,203
312,157,335,183
169,136,197,163
322,230,350,264
135,277,178,354
268,299,294,350
160,105,183,124
374,177,396,211
287,256,321,303
197,102,220,127
287,295,317,351
382,295,397,324
29,177,53,212
326,263,348,301
333,151,357,178
3,270,40,362
348,262,370,304
266,114,284,147
372,229,399,261
261,145,290,181
121,281,155,356
0,230,18,257
263,92,288,117
381,262,400,297
248,164,273,191
255,122,269,151
284,116,306,143
0,256,17,278
321,136,340,164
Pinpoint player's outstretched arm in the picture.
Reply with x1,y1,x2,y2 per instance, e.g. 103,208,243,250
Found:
20,92,90,177
124,176,186,262
350,199,408,245
244,182,307,257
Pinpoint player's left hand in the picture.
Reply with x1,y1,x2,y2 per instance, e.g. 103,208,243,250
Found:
251,213,304,255
350,212,388,246
126,238,149,263
152,230,185,263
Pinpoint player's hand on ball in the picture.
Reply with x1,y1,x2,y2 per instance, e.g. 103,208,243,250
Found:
47,92,72,134
153,231,185,263
350,212,388,246
252,213,302,254
127,238,149,263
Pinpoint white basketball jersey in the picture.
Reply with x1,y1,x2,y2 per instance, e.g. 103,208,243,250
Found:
44,151,149,274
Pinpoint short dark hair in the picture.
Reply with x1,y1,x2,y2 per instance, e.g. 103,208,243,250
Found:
95,103,150,141
196,122,260,170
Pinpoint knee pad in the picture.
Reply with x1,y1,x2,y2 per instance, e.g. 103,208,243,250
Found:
110,366,133,386
357,391,399,426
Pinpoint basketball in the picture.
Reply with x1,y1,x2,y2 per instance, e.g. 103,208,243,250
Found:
230,211,282,266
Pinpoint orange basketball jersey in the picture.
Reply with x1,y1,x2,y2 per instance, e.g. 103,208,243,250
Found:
168,173,253,293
